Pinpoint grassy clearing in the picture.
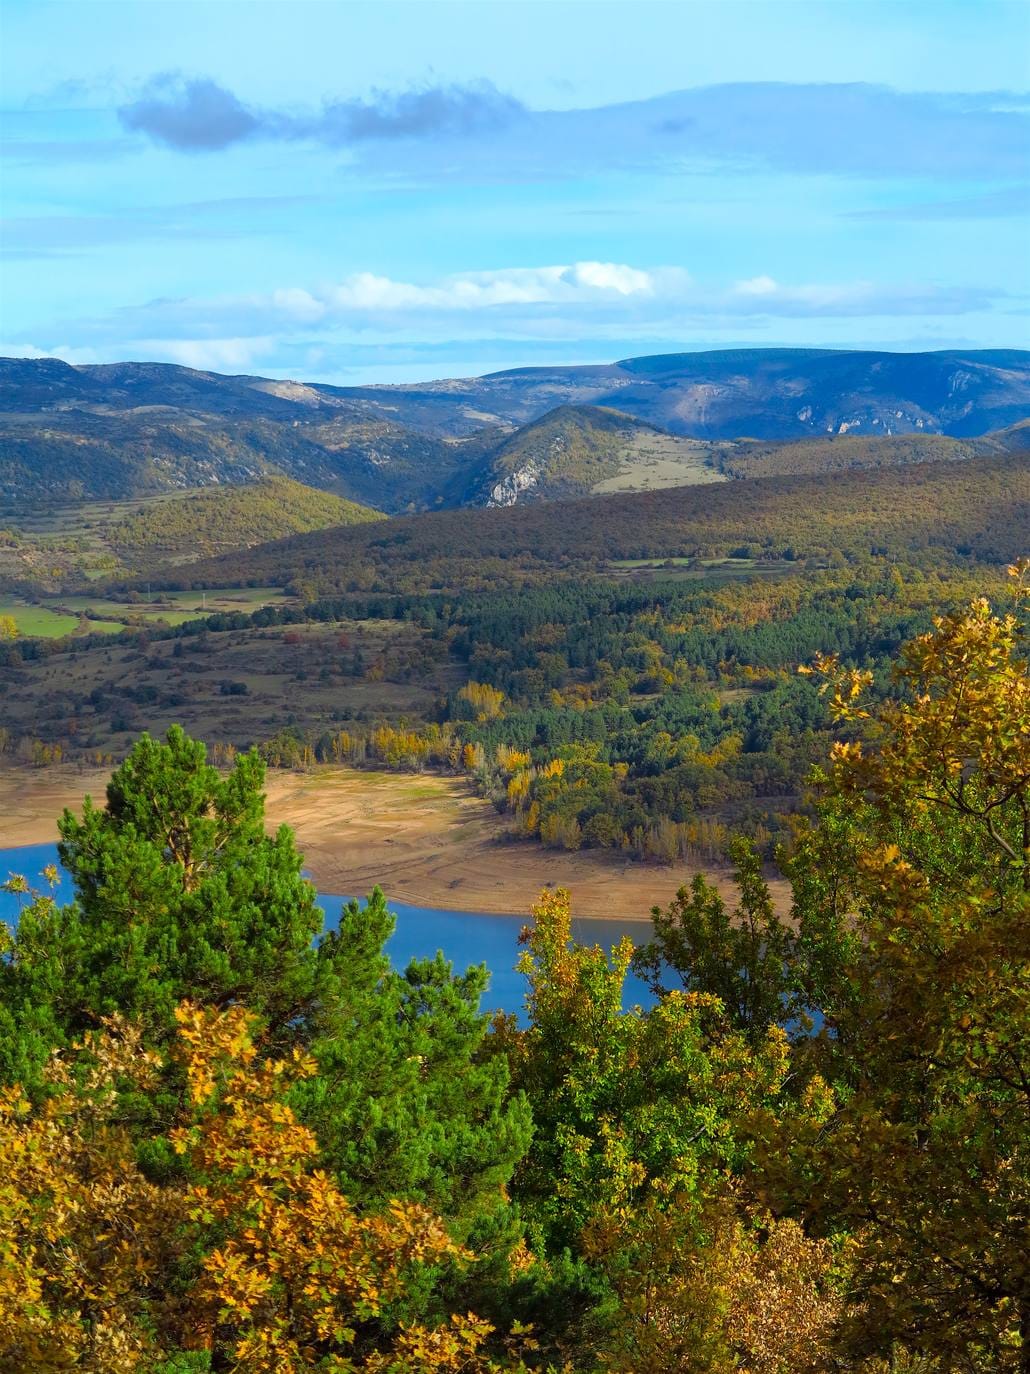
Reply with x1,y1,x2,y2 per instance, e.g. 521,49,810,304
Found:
59,587,288,614
3,587,294,640
610,557,694,569
129,588,288,611
0,599,81,638
607,556,772,579
591,434,729,494
610,556,761,570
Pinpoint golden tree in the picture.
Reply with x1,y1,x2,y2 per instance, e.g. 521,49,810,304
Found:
0,1005,529,1374
0,1020,177,1372
786,562,1030,1368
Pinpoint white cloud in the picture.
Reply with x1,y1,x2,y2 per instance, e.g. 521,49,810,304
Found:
137,336,275,371
311,262,660,314
566,261,656,295
734,275,779,296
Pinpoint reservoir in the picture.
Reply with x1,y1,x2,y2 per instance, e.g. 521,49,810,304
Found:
0,842,655,1017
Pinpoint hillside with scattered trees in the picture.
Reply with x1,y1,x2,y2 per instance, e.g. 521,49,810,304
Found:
105,476,384,564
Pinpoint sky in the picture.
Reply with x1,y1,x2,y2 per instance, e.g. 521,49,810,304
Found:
1,0,1028,384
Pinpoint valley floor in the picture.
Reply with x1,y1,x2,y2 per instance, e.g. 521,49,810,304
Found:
0,763,788,921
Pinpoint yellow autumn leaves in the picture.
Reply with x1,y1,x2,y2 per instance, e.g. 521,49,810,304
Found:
0,1004,527,1374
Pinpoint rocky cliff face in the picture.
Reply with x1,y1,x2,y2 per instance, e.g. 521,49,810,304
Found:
487,459,542,507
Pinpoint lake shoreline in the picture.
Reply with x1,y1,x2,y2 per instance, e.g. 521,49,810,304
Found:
0,763,786,921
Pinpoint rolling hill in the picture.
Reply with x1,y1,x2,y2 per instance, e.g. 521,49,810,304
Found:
452,405,726,505
0,478,383,591
105,477,383,565
164,450,1030,598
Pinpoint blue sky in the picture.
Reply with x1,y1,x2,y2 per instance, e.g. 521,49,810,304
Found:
1,0,1028,383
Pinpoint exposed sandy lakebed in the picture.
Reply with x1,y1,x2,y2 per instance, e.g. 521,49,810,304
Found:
0,763,788,921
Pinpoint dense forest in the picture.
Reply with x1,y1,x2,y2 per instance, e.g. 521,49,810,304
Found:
1,574,1027,1370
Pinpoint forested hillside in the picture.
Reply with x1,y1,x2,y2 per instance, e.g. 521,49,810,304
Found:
105,476,383,563
2,581,1026,1370
2,449,1022,864
178,451,1029,596
0,478,382,590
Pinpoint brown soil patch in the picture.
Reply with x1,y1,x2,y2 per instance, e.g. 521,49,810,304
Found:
0,764,788,920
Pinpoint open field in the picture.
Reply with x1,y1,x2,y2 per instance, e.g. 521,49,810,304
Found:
591,433,729,493
607,556,791,581
0,598,90,638
55,585,293,625
0,763,789,921
1,586,293,638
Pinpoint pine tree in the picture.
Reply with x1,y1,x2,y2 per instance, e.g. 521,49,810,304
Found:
0,727,531,1253
300,889,532,1244
2,727,323,1074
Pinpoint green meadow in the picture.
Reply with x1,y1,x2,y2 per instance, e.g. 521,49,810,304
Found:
1,587,292,640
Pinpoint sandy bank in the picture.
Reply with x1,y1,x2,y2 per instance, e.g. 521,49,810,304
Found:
0,764,788,921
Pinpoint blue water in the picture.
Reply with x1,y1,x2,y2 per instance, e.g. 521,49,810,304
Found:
0,842,655,1017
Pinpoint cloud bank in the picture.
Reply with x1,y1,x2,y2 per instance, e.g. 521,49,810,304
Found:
18,261,1001,375
118,75,525,151
115,76,1030,183
241,264,1002,328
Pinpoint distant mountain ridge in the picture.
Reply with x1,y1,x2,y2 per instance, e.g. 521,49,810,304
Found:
2,348,1027,508
409,347,1030,439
